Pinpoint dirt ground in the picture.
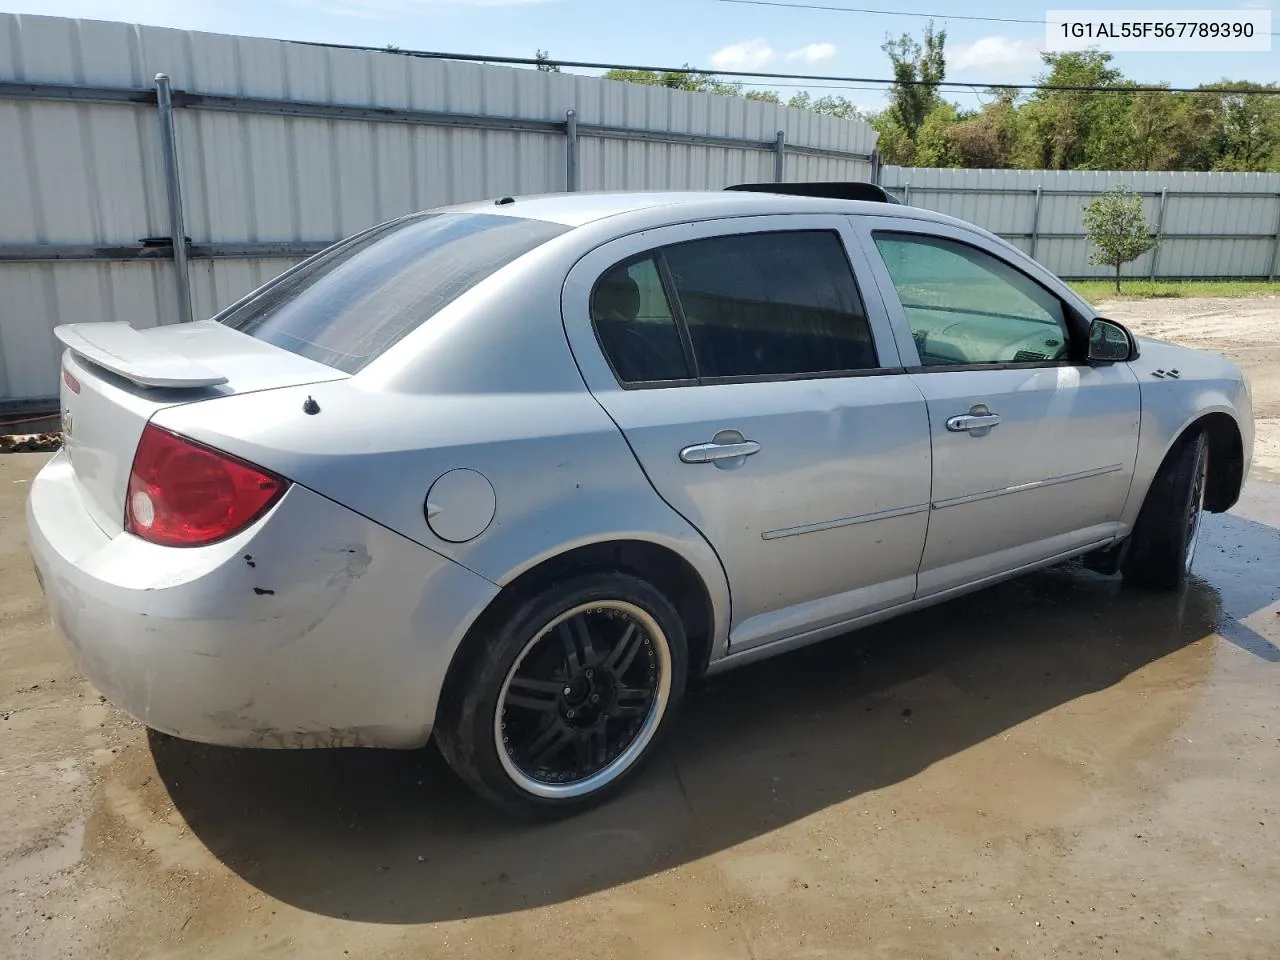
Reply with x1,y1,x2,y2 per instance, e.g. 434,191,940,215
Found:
2,297,1279,959
1103,295,1280,480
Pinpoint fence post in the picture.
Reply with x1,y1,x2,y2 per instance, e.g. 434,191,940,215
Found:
1269,194,1280,280
1029,185,1043,261
155,74,193,325
903,182,911,206
564,109,579,192
870,149,882,185
1149,188,1168,280
773,130,786,182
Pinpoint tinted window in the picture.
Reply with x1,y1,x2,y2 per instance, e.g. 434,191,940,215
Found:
591,255,692,384
662,231,876,379
218,213,567,373
872,233,1072,367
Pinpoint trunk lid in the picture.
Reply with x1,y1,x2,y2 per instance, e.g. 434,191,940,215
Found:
57,321,344,535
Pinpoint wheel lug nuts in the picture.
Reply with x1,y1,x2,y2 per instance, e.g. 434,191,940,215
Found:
566,709,575,719
590,694,600,704
563,686,572,696
585,668,594,679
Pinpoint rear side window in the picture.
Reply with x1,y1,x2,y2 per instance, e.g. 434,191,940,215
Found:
662,231,877,379
218,213,568,373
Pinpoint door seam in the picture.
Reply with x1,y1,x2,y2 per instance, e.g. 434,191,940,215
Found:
905,371,934,594
556,287,735,656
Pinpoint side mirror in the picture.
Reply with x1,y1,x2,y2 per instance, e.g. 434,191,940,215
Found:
1088,317,1137,364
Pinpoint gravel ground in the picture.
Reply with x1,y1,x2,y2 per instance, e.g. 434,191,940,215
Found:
2,297,1278,959
1102,295,1280,480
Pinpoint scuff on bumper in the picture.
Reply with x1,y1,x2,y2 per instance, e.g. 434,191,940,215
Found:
27,450,499,749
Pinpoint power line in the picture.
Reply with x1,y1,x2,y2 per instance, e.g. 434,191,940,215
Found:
298,42,1280,96
741,81,896,92
716,0,1280,37
718,0,1040,27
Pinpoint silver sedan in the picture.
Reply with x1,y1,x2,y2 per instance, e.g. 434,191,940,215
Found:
27,188,1254,815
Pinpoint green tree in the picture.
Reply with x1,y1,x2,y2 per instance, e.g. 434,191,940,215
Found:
601,67,743,97
882,21,946,144
812,95,863,120
535,50,560,73
1082,186,1158,293
913,101,963,167
1200,81,1280,171
1015,51,1129,169
946,88,1020,168
787,92,864,119
869,110,915,165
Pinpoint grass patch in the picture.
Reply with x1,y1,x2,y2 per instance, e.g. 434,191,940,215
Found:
1069,279,1280,303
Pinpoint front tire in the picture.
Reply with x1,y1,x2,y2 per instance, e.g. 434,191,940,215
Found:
436,571,688,817
1122,429,1210,590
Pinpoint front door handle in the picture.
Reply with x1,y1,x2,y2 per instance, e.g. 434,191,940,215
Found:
680,440,761,463
946,413,1002,432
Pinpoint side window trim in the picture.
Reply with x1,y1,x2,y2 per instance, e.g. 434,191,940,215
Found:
603,228,895,389
655,249,702,381
664,228,880,384
856,218,1088,372
564,214,907,395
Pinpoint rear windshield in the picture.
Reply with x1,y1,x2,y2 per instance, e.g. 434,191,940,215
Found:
217,213,568,373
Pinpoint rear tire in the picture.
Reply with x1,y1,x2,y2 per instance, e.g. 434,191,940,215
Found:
1121,429,1210,591
436,571,688,818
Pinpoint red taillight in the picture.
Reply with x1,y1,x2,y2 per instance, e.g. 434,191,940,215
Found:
63,369,81,394
125,424,288,547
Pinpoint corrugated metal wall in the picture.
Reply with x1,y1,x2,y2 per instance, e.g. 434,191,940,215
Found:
0,13,877,405
880,166,1280,280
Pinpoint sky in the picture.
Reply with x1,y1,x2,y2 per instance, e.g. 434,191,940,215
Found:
1,0,1276,113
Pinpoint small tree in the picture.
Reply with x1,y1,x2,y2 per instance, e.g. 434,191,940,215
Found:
1082,186,1158,293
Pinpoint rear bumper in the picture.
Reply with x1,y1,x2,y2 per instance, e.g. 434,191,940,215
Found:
26,450,498,748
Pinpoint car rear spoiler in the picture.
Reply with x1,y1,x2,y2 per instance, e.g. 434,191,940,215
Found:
725,181,902,204
54,323,228,389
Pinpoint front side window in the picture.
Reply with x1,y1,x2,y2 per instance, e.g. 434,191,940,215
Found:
663,231,877,379
219,213,568,374
872,232,1072,367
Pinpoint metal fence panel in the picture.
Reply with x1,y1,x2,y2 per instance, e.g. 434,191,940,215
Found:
0,260,178,401
881,165,1280,280
0,12,874,405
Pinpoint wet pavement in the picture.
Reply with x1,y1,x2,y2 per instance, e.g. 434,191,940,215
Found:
2,452,1278,958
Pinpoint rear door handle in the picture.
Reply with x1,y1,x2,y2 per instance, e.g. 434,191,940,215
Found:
946,413,1002,432
680,440,761,463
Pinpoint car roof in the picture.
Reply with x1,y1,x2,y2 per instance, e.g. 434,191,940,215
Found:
444,190,962,231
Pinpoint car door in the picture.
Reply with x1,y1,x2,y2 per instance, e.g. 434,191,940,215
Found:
853,216,1142,598
561,215,932,653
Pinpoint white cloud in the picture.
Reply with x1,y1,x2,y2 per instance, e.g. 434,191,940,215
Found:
950,35,1040,75
711,39,837,71
710,38,776,71
786,42,836,64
